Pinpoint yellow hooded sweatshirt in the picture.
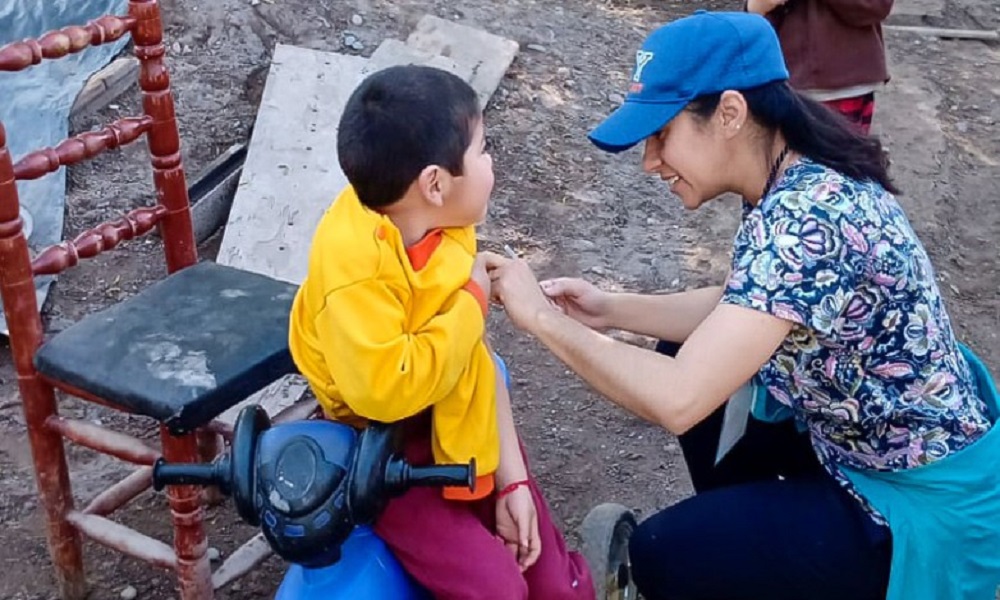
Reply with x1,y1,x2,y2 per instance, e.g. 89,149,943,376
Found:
288,186,498,500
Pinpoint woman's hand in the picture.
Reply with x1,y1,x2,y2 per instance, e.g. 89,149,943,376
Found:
482,252,558,333
539,277,612,330
746,0,787,15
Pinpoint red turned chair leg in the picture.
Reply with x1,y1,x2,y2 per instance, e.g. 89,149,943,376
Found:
160,428,213,600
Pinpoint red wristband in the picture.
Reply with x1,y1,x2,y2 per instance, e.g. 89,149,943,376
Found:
496,479,530,499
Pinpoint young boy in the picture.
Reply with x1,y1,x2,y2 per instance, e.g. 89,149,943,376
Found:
288,65,593,600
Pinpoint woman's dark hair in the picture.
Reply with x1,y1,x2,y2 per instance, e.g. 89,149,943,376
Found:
687,81,900,194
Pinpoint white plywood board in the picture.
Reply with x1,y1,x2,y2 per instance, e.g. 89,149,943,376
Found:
368,38,463,73
217,45,368,283
406,15,520,109
215,373,309,427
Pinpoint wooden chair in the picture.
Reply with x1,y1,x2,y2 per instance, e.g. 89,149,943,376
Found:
0,1,297,598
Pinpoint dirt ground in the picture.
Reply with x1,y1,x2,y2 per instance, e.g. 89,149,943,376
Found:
1,0,999,598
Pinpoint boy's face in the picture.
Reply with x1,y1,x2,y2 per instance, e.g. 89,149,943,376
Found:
440,118,494,226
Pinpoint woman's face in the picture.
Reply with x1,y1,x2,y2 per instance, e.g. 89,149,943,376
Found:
641,108,731,210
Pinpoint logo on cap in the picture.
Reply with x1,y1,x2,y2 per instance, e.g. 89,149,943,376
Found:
630,50,654,94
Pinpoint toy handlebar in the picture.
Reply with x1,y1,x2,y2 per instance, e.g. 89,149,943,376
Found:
151,456,476,493
151,459,229,492
384,458,477,492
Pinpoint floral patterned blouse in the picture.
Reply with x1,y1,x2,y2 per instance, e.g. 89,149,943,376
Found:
722,157,993,518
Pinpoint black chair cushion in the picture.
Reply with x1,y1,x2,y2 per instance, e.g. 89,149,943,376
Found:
35,261,299,434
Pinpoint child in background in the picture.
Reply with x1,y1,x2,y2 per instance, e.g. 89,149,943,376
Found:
288,64,593,600
748,0,894,133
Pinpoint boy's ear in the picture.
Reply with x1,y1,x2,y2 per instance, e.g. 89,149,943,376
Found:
417,165,448,208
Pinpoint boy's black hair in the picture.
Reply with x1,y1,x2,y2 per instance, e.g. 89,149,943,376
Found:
337,65,481,209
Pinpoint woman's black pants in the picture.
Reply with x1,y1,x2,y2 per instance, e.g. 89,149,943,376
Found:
628,341,893,600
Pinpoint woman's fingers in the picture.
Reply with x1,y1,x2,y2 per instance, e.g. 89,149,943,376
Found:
540,277,584,300
538,278,566,294
481,250,510,271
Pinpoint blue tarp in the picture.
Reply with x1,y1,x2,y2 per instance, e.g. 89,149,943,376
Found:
0,0,129,333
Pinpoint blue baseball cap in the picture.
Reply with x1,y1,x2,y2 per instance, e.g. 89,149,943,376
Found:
588,11,789,153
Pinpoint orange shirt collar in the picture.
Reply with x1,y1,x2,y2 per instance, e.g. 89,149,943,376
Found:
405,229,444,271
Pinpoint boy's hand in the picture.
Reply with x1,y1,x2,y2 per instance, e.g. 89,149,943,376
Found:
481,252,557,333
495,486,542,572
470,253,492,299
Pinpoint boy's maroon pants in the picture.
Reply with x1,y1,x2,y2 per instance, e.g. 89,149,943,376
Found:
373,415,595,600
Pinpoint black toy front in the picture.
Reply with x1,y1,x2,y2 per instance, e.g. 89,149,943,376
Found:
152,405,475,567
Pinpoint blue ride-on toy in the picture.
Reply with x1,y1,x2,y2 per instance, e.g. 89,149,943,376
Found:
152,405,637,599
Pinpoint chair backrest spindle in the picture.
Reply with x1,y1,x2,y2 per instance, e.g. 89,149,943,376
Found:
14,117,154,181
0,0,197,371
0,0,197,285
129,0,196,273
0,15,137,73
0,121,48,377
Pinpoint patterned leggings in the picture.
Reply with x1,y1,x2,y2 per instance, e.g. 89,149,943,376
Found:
823,92,876,134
